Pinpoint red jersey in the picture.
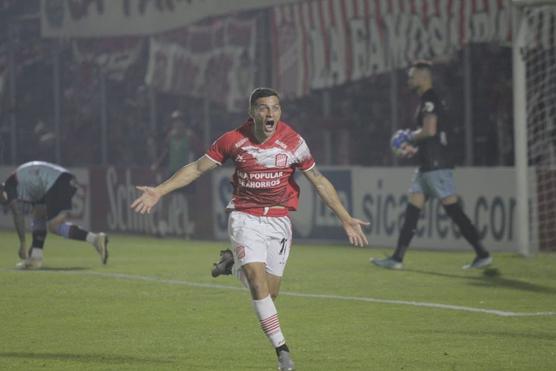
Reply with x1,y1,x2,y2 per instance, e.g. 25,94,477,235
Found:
206,119,315,214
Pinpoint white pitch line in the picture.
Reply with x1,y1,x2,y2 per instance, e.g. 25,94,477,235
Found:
6,269,556,317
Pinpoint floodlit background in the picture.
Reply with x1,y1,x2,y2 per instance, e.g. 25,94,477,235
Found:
0,1,555,370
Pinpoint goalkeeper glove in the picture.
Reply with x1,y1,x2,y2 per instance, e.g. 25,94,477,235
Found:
391,129,416,157
391,129,414,147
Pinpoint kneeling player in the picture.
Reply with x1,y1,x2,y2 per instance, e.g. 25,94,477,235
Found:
0,161,109,269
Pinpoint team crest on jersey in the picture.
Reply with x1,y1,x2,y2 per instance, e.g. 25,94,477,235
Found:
275,154,288,167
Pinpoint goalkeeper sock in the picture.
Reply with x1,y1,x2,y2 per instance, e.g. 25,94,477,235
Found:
252,295,286,348
444,203,489,257
392,203,421,262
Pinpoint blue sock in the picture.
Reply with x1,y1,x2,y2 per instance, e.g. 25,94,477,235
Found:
56,223,72,238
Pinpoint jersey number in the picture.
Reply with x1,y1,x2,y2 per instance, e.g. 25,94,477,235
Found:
279,238,288,255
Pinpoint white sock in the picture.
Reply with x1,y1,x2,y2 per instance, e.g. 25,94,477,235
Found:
86,232,97,245
30,248,43,259
252,295,286,347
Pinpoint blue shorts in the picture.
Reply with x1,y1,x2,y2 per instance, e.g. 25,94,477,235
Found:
409,169,456,200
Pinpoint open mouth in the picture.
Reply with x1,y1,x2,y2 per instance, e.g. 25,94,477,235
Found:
264,119,275,130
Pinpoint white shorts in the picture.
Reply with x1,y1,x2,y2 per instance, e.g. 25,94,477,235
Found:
227,210,292,277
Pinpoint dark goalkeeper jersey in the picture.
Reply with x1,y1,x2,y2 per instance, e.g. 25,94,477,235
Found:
415,89,454,172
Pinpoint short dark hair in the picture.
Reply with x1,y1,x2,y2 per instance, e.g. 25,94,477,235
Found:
249,87,280,107
411,60,433,71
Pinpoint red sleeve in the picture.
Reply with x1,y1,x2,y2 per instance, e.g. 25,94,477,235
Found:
298,156,316,172
293,137,315,171
205,132,234,165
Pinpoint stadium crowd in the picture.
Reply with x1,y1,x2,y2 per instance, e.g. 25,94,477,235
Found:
0,1,513,169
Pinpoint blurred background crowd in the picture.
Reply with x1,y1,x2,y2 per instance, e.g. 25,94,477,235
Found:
0,0,514,170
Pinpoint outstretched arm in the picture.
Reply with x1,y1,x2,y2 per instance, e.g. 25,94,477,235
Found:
303,166,369,247
131,155,218,214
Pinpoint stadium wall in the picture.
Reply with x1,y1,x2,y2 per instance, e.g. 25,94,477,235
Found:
213,166,519,252
0,166,213,239
0,165,520,252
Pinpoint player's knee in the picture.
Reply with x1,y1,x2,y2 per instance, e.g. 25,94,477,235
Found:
47,213,67,233
245,274,270,299
408,193,426,208
441,195,459,206
248,280,269,299
47,221,59,234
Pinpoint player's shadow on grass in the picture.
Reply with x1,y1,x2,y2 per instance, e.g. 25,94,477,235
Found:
405,268,556,294
0,351,175,365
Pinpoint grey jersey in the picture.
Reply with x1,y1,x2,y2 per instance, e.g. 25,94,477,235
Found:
14,161,70,202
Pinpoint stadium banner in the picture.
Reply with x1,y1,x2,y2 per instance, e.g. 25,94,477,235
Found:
88,166,197,237
212,166,520,252
352,167,519,252
272,0,513,98
145,16,257,112
72,37,144,81
40,0,298,38
0,166,90,230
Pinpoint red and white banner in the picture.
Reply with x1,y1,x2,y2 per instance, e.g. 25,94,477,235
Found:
145,16,257,112
72,37,144,81
272,0,513,98
41,0,298,38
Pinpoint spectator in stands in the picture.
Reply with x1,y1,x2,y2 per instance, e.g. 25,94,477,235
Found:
151,110,201,177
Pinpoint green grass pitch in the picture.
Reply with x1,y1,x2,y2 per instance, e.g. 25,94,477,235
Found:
1,230,555,370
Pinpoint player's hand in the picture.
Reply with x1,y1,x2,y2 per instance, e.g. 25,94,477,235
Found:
131,186,161,214
18,243,28,259
342,218,370,247
391,129,416,158
399,143,418,158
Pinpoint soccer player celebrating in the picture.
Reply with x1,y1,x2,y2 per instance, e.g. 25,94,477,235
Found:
0,161,109,269
131,87,369,371
371,61,492,270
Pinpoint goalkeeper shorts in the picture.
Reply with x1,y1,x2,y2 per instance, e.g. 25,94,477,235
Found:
409,168,456,200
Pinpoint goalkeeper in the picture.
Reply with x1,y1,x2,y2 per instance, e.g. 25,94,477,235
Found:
371,61,492,270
